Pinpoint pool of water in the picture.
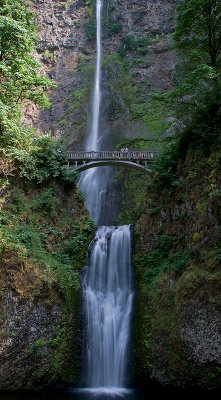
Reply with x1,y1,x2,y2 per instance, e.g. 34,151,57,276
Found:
0,385,220,400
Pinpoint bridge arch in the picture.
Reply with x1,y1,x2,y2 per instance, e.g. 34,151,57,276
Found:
71,160,153,174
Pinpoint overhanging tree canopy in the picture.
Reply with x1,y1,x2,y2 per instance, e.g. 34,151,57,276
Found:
0,0,55,147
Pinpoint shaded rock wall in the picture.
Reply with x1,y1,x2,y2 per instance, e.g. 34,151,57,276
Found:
0,184,92,390
24,0,176,149
133,151,221,389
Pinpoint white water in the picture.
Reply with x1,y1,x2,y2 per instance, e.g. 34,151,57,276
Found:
83,226,134,390
87,0,102,151
78,0,108,224
79,0,134,394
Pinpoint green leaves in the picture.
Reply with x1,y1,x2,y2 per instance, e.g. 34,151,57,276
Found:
119,35,150,57
0,0,56,153
150,0,221,128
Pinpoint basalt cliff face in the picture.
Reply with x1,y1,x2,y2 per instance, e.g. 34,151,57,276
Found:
0,181,94,390
4,0,221,393
133,150,221,389
24,0,176,149
19,0,221,392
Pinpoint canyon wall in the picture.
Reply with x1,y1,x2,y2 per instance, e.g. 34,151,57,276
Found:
24,0,176,149
0,181,93,390
132,148,221,389
4,0,221,392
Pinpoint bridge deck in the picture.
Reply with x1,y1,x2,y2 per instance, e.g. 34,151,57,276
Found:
67,150,156,162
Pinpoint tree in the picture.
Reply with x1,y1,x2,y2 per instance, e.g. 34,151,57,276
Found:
174,0,221,73
0,0,55,148
152,0,221,118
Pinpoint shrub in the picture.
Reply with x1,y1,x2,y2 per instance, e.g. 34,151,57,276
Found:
192,232,201,243
31,189,59,219
85,19,96,40
142,251,189,286
119,35,150,57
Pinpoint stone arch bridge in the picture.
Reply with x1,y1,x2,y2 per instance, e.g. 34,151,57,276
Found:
67,151,156,174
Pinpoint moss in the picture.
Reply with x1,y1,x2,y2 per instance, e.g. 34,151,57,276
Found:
43,50,56,61
131,141,221,388
195,201,208,215
0,181,95,299
48,319,75,382
192,232,201,243
27,338,47,356
0,174,92,389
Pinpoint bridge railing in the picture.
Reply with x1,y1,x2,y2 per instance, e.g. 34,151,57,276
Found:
67,150,156,160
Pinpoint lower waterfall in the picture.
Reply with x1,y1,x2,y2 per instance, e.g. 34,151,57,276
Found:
83,225,134,393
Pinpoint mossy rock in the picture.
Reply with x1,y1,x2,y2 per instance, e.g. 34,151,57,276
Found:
192,232,201,243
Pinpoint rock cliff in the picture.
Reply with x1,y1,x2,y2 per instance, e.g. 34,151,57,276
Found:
0,182,93,390
133,149,221,389
24,0,176,149
4,0,221,392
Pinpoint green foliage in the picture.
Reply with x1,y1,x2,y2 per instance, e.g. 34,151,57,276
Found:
192,232,201,243
48,320,75,382
145,0,221,194
107,21,122,34
150,101,221,190
9,190,26,213
130,100,172,136
84,0,96,40
103,16,123,38
27,338,46,356
151,0,221,119
2,133,78,185
31,189,59,219
0,0,56,170
134,231,189,286
102,51,172,140
135,249,189,286
102,53,170,139
119,35,150,57
68,87,88,110
45,261,80,296
85,18,96,40
63,218,95,258
83,217,95,232
0,181,94,298
174,0,221,72
115,136,164,152
0,1,62,190
49,325,66,349
43,50,56,61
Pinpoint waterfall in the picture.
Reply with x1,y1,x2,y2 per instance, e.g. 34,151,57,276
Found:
78,0,110,225
83,226,133,392
78,0,134,394
87,0,102,151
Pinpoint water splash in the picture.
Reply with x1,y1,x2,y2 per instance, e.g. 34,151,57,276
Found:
83,226,134,391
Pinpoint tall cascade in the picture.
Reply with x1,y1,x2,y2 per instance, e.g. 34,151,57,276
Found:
78,0,109,225
84,226,133,391
79,0,134,394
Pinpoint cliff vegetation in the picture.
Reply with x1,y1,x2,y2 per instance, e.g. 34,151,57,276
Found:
0,0,221,392
0,0,94,390
127,0,221,389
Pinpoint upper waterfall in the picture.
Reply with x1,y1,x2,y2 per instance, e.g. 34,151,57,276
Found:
78,0,111,225
86,0,102,151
